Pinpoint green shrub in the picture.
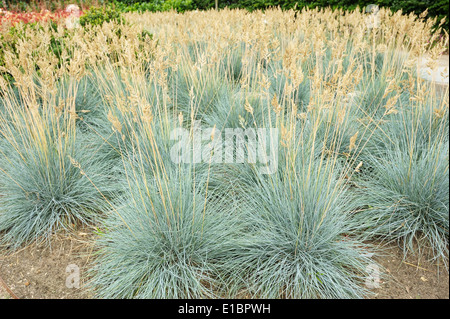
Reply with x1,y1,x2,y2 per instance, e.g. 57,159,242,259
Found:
113,0,193,12
79,5,124,27
114,0,448,31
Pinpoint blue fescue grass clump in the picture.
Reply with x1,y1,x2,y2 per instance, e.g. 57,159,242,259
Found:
171,66,232,118
0,81,117,250
72,76,107,132
363,97,449,159
353,142,449,265
228,151,375,298
88,118,245,298
354,101,449,266
89,169,243,298
0,130,116,250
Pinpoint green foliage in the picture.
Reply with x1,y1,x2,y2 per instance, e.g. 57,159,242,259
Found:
79,5,124,26
3,0,448,30
114,0,448,31
112,0,193,12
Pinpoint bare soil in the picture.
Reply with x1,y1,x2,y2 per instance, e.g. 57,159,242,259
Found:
0,229,448,299
369,243,449,299
0,229,95,299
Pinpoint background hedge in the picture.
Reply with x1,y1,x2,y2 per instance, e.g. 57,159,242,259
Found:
2,0,449,31
116,0,450,31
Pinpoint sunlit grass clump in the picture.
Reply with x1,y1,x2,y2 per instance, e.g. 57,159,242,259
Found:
355,142,449,265
89,123,243,298
226,146,374,298
0,84,115,249
355,103,449,265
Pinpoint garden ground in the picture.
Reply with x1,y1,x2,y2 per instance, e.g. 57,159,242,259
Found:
0,228,448,299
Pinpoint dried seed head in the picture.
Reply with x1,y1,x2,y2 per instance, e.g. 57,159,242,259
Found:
244,99,254,115
349,131,359,152
107,110,122,133
272,94,282,114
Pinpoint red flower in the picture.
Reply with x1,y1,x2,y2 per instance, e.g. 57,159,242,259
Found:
0,7,86,26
